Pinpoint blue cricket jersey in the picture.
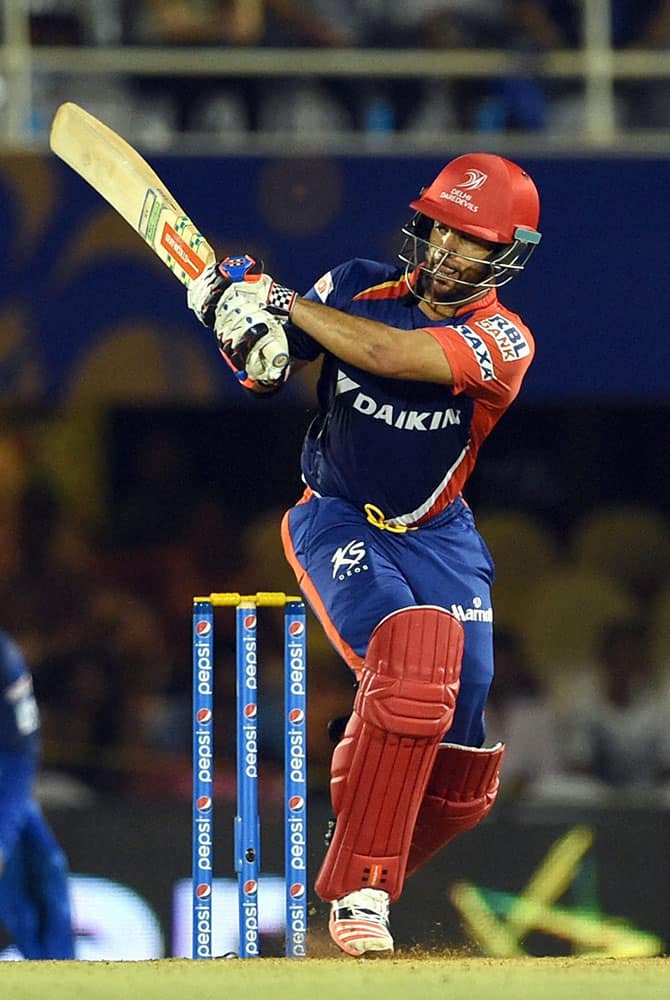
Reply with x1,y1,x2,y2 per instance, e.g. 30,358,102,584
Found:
0,632,40,860
286,258,534,527
0,632,39,759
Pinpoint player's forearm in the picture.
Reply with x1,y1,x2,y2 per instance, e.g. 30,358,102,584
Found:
290,298,454,384
291,298,410,378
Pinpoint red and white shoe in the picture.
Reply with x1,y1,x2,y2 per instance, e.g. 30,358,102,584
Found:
328,888,394,958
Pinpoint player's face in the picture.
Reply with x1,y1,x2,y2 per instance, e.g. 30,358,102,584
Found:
421,222,497,307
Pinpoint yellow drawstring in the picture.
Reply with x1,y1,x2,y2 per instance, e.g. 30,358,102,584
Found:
364,503,418,534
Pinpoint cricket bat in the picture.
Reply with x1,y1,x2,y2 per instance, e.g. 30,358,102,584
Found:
49,101,216,285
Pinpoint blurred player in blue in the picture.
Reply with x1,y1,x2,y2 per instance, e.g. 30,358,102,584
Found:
0,630,75,959
188,152,541,957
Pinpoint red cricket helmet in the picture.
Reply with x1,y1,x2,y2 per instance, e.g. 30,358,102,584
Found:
399,152,542,306
409,152,540,244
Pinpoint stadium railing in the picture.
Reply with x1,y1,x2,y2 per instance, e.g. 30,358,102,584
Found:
1,1,670,154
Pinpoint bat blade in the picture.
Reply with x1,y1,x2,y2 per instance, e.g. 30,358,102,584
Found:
49,102,215,285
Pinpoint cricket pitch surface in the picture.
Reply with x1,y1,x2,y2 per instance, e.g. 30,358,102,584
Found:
1,956,668,999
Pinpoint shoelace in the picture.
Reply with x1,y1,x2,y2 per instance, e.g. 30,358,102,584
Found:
337,905,384,923
334,892,389,925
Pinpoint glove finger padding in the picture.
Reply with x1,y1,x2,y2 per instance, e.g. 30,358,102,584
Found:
216,296,289,387
187,261,231,328
246,328,291,385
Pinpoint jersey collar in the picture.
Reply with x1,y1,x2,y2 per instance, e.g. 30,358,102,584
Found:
453,287,498,317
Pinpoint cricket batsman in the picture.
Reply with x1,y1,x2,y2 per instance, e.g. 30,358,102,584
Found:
188,152,541,956
0,630,75,959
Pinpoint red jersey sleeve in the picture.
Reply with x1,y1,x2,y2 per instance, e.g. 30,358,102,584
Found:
423,307,535,407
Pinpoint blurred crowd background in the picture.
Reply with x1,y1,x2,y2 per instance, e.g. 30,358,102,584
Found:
1,0,670,816
11,0,670,144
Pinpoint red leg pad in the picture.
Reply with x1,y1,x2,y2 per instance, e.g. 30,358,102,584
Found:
314,606,463,902
405,742,505,878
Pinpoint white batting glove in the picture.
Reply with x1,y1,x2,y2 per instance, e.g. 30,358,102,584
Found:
247,325,291,385
187,254,298,328
187,262,227,328
247,274,298,319
218,269,298,322
215,287,290,388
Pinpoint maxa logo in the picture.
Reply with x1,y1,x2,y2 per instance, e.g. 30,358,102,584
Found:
196,795,212,811
196,883,211,899
195,620,212,637
243,880,258,896
243,614,257,630
288,708,304,724
454,324,495,381
288,795,305,812
196,708,212,724
244,703,257,719
289,883,305,899
288,620,305,637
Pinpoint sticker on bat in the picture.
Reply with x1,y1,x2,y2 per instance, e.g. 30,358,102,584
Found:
139,189,163,243
160,222,206,280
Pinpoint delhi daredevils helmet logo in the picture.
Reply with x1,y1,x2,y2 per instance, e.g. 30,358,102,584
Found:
288,621,304,636
196,883,211,899
195,620,212,636
197,708,212,724
458,168,488,190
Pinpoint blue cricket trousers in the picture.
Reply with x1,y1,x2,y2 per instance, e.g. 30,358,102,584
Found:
282,492,496,747
0,799,75,959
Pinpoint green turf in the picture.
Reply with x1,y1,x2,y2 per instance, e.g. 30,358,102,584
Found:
1,957,668,1000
